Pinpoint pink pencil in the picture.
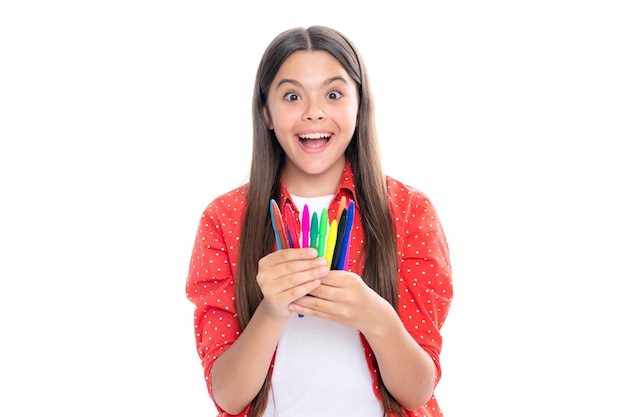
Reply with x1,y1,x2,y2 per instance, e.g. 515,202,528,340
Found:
302,204,310,248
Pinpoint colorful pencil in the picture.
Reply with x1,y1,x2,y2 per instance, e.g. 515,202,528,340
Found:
338,200,355,270
283,204,300,248
270,199,288,250
302,204,310,248
331,208,347,270
336,196,347,222
317,208,328,258
309,211,319,251
325,219,338,266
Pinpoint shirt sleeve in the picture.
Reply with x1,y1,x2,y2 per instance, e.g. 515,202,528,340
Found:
393,187,453,386
185,199,243,413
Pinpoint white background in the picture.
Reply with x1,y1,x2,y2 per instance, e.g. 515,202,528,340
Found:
1,1,625,416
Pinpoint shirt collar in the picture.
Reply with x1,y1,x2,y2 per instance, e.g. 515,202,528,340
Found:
277,161,359,212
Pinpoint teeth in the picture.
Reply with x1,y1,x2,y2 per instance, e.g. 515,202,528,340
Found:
298,133,331,140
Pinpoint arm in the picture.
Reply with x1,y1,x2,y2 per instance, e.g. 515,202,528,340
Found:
360,296,437,409
211,248,328,414
294,273,437,409
209,300,286,414
291,188,452,411
187,192,329,414
376,189,453,409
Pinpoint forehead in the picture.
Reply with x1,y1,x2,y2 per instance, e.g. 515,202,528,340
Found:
272,50,352,86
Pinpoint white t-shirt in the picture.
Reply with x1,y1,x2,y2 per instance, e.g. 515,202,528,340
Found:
261,195,383,417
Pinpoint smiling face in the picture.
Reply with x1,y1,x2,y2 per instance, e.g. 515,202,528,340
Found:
263,50,360,197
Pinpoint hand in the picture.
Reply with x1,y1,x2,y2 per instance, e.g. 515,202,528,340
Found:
256,248,329,320
290,270,390,333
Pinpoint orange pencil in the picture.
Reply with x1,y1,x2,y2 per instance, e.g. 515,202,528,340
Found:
336,196,347,222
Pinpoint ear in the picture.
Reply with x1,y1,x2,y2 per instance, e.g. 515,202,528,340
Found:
263,106,274,130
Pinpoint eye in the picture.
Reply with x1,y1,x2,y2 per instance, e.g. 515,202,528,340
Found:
283,91,301,102
326,90,343,100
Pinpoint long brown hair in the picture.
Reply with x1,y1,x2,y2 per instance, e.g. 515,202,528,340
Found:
236,26,403,416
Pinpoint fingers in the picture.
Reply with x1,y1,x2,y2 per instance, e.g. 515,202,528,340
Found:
291,271,375,324
258,248,327,286
260,247,319,268
256,248,329,318
307,270,359,299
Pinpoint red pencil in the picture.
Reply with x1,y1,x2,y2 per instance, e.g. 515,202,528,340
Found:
270,200,289,250
283,204,300,248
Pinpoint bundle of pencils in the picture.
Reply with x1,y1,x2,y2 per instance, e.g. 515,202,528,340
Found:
270,197,355,271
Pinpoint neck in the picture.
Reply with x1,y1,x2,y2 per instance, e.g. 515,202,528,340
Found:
283,158,345,197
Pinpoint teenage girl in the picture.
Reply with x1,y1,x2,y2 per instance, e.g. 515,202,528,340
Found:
186,25,453,417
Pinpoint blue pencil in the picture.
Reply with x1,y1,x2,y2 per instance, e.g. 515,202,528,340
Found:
338,200,355,270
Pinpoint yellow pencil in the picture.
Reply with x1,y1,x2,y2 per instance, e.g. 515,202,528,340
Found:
325,219,338,266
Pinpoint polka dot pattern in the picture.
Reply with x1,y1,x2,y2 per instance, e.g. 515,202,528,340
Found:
186,165,453,417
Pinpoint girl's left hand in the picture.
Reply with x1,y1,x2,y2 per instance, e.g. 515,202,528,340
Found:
289,271,392,333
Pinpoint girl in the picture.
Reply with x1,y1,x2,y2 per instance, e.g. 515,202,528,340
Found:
186,26,453,417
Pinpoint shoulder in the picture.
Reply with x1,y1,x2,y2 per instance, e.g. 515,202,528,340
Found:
385,175,434,213
204,184,249,218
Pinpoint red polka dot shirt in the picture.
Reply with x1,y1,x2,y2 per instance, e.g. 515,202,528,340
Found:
186,163,453,416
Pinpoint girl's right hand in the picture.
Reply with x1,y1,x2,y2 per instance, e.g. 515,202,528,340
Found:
256,248,328,319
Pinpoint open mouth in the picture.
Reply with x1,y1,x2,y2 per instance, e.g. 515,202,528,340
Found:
298,133,331,149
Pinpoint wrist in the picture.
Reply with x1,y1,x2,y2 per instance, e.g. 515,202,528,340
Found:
361,295,401,340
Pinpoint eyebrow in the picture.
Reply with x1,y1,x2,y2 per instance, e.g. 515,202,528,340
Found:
275,76,349,89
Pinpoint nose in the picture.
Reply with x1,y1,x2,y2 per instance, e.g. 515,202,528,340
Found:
303,99,325,121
